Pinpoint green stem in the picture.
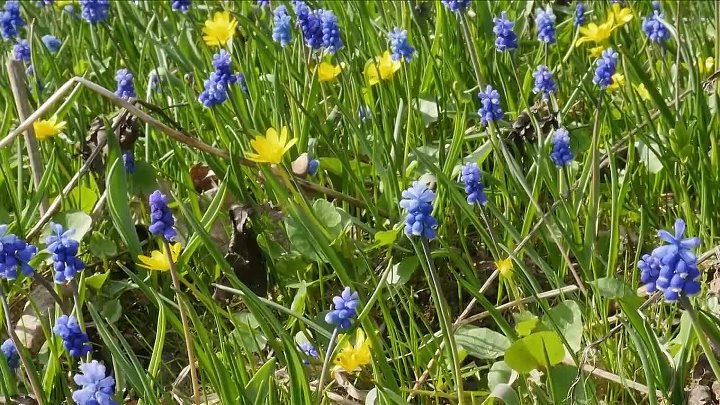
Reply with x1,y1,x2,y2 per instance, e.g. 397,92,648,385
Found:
0,285,45,405
315,327,340,404
163,239,201,405
459,13,485,88
416,239,465,405
680,296,720,381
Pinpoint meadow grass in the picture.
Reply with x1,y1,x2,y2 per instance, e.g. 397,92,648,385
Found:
0,1,719,404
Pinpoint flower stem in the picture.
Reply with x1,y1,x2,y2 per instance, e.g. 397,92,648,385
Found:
316,327,340,404
163,240,201,405
679,296,720,381
459,13,485,88
0,285,45,405
417,239,465,405
70,280,92,363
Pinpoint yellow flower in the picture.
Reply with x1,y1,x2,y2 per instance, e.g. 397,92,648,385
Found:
334,328,371,373
610,3,633,27
55,0,76,7
699,56,715,75
496,258,514,279
589,46,605,58
318,62,343,82
364,51,401,86
633,83,651,101
33,116,66,140
138,243,182,272
577,17,615,46
202,11,237,47
607,73,625,91
246,127,297,164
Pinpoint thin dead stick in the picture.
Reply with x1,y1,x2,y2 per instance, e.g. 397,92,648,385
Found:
6,57,48,214
164,240,201,404
459,285,579,326
0,77,384,217
564,359,662,398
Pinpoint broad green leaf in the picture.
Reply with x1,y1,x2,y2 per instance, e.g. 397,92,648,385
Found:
85,270,110,291
504,331,564,373
488,361,517,391
549,365,591,405
385,257,418,286
68,185,99,214
55,210,93,242
374,228,399,247
483,383,520,405
89,231,118,258
542,300,583,353
455,325,510,360
594,277,636,299
413,98,440,126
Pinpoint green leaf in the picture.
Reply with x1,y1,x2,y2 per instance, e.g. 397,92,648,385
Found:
594,277,637,299
286,217,322,262
55,210,93,242
483,383,520,405
514,313,539,337
245,358,276,405
504,331,565,373
129,161,157,195
312,199,342,237
455,325,510,359
68,185,99,214
413,98,439,126
101,299,123,324
488,361,516,391
385,257,418,286
542,300,583,353
88,231,118,258
85,270,110,291
549,365,592,405
374,228,399,247
106,157,142,258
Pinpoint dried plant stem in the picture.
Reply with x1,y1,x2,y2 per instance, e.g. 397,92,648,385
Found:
163,240,201,405
6,58,48,214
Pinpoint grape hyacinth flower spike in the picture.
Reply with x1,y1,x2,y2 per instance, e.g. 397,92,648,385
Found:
399,181,438,240
493,12,517,52
460,163,487,205
46,223,85,284
53,315,92,357
72,360,117,405
477,85,504,126
325,287,360,330
550,128,574,167
148,190,177,242
0,225,37,280
1,339,19,372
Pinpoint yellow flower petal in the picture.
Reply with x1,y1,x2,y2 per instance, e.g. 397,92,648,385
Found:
589,45,604,58
33,116,66,140
633,83,651,101
202,11,237,47
318,62,342,82
610,4,633,27
333,329,372,373
137,243,182,272
496,258,514,279
607,73,625,91
245,127,296,164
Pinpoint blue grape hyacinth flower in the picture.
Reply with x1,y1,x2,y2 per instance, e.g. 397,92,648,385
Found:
477,85,504,126
319,9,343,54
13,39,30,63
122,150,136,173
148,190,177,242
272,5,292,47
399,181,438,239
307,159,320,176
299,341,319,359
41,34,61,53
388,27,415,62
574,3,586,27
1,339,18,371
211,50,237,86
79,0,109,24
532,65,556,99
460,163,487,205
199,73,228,108
53,315,92,358
638,253,662,293
199,50,240,107
550,128,574,167
535,6,556,44
642,3,669,43
0,225,37,280
294,2,322,50
441,0,470,13
46,223,85,284
1,0,25,40
493,12,517,52
325,287,360,330
593,48,618,89
115,68,135,100
72,360,117,405
645,219,702,302
170,0,190,13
